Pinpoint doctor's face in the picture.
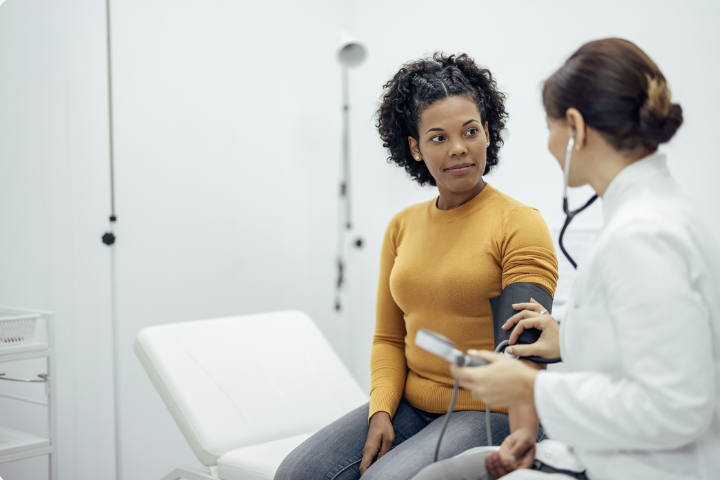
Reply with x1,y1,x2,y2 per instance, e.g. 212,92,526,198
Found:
546,115,582,187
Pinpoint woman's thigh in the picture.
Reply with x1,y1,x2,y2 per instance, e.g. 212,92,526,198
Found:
362,411,510,480
274,400,429,480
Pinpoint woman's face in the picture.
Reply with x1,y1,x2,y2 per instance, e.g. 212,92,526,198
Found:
409,96,489,199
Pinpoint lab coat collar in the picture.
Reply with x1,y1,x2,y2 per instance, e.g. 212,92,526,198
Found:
602,152,669,223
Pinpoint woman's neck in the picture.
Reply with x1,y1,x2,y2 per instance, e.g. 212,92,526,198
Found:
437,179,486,210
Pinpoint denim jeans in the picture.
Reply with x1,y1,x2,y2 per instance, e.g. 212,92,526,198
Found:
274,399,527,480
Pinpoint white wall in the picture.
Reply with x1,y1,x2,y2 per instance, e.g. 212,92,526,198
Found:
0,1,114,479
108,2,349,478
1,0,349,479
342,0,720,389
0,1,718,480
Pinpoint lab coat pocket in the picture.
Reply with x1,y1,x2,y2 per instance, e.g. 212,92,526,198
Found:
563,303,620,374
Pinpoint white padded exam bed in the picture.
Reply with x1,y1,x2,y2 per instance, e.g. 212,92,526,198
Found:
134,311,368,480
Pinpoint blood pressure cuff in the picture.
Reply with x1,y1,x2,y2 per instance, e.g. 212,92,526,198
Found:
489,282,553,350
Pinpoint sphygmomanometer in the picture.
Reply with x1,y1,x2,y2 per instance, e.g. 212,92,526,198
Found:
489,282,561,364
415,281,559,462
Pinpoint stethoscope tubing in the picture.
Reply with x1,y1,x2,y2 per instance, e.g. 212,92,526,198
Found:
561,133,598,269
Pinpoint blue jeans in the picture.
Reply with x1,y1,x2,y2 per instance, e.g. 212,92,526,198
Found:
275,399,529,480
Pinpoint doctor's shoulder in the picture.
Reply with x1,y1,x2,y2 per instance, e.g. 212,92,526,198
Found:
596,205,703,277
606,188,703,247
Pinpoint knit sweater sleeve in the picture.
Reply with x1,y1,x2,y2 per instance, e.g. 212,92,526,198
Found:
499,207,559,294
369,216,408,421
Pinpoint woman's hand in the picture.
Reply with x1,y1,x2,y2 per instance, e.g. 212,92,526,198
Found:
503,298,561,359
485,427,537,479
359,411,394,475
450,351,537,407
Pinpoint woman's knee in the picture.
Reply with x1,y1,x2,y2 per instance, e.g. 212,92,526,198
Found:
276,448,363,480
410,452,491,480
274,445,315,480
275,402,370,480
411,462,449,480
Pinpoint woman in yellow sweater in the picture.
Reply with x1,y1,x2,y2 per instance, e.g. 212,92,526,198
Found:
275,53,558,480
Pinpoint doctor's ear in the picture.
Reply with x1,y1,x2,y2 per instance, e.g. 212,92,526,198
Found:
565,108,586,151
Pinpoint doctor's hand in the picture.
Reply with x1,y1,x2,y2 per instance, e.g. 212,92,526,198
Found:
359,411,394,475
503,298,561,359
450,351,538,407
485,427,536,479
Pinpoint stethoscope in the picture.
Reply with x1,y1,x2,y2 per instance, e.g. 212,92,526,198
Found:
559,130,599,269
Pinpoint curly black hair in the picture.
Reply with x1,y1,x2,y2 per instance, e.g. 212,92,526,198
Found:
376,53,508,186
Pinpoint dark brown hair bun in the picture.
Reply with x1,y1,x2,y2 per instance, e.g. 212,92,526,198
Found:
543,38,683,152
639,75,683,146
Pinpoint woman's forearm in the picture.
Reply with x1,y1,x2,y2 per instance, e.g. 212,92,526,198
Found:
369,342,408,420
508,402,539,435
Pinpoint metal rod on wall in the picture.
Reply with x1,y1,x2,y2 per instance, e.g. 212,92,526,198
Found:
334,33,366,312
341,65,351,230
105,0,116,227
335,65,351,311
102,0,122,479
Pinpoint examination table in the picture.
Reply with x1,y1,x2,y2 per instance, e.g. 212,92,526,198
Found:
134,311,368,480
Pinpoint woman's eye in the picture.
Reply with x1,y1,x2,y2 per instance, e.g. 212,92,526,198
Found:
430,135,445,142
466,128,478,136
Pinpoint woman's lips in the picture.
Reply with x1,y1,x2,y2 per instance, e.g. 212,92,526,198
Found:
445,163,474,176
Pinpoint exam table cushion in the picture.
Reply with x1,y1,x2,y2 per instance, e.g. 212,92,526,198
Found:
134,311,367,467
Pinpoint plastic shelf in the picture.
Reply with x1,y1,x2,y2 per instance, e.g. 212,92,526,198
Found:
0,426,50,457
0,342,50,363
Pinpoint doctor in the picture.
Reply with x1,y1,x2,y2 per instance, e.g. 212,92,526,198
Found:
413,38,720,480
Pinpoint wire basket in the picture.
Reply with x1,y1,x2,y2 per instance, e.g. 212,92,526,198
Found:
0,314,39,346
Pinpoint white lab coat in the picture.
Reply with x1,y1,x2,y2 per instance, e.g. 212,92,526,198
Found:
534,153,720,480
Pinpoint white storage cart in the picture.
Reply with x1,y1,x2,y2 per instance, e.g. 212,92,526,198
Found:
0,306,57,480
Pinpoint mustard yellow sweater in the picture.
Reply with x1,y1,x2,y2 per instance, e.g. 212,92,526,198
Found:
370,184,558,420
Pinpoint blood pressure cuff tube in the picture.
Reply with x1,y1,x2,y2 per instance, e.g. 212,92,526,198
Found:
489,282,553,350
